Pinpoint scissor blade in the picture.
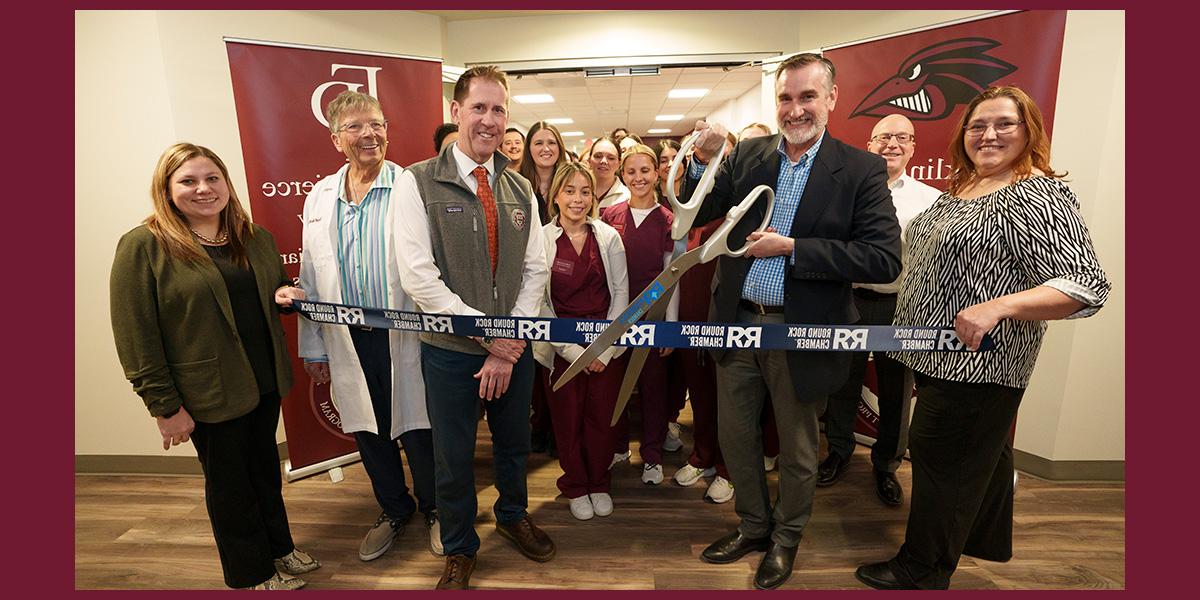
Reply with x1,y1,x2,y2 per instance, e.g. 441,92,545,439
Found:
611,347,650,427
609,289,674,426
552,249,702,391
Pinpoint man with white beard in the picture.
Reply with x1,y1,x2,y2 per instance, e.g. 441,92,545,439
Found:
682,53,901,590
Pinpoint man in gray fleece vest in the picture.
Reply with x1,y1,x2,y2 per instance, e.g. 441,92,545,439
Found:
395,65,552,590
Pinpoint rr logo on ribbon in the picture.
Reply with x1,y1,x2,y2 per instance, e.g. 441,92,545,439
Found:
620,324,656,347
422,315,454,333
517,320,552,341
336,306,365,325
726,325,763,348
936,330,965,351
832,328,869,350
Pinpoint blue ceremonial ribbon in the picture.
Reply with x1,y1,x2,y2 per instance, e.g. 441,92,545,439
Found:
292,299,994,353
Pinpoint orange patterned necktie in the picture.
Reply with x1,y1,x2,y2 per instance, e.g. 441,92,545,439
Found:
472,166,499,273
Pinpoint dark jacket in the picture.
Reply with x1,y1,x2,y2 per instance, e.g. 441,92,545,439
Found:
110,224,294,422
687,132,901,399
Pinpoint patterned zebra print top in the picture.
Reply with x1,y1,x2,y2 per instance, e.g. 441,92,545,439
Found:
891,176,1110,388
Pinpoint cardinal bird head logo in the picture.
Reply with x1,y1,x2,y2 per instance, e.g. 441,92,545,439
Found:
850,38,1016,121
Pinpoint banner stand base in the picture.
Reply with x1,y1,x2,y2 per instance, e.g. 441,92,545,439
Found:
284,452,361,483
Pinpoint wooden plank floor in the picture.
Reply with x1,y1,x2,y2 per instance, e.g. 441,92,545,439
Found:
75,411,1125,590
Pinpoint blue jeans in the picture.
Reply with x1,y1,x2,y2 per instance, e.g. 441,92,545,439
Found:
348,327,436,523
421,343,533,556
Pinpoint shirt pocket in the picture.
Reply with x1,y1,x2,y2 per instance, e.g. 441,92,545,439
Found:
169,357,226,415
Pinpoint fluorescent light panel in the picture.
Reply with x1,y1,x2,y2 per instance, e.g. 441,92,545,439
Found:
560,131,584,137
513,94,554,104
647,128,672,134
668,88,709,98
655,114,684,121
544,118,574,125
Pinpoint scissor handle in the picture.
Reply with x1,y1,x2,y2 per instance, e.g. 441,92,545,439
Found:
667,131,727,240
698,185,775,263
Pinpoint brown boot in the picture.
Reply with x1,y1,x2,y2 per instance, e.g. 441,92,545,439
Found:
435,554,476,590
495,515,556,562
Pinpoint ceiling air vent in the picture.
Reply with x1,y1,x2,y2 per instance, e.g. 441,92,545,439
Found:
585,66,661,78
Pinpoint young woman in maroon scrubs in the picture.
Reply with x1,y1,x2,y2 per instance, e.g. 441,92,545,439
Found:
535,162,630,521
600,144,679,486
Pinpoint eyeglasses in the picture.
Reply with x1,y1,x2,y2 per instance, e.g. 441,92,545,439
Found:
338,120,389,135
964,120,1024,137
870,133,913,144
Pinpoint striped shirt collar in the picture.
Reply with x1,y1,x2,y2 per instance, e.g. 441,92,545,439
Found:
337,162,395,204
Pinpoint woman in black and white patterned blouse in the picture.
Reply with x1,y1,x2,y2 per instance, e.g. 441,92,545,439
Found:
855,86,1111,590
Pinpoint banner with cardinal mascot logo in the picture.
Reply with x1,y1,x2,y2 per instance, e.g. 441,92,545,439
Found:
825,10,1066,191
822,10,1067,442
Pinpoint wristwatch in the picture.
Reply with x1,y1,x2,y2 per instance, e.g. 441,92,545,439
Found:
479,336,495,351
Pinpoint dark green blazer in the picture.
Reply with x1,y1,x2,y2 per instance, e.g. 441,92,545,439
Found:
110,224,294,423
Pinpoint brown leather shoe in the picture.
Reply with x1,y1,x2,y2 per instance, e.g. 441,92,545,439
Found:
495,515,556,562
435,554,476,589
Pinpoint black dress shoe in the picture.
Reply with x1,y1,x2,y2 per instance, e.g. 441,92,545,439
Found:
700,530,772,564
855,561,918,590
754,542,798,590
874,470,903,506
816,454,850,487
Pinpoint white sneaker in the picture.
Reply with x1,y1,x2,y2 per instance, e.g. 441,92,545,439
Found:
589,493,614,517
663,422,684,452
569,495,595,520
642,463,664,485
706,476,735,504
609,450,631,470
764,455,778,472
673,463,716,487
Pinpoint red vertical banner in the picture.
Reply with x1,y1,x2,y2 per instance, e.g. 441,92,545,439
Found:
822,11,1067,442
825,10,1067,192
225,39,442,474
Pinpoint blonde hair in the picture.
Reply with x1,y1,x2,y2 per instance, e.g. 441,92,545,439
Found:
547,162,598,220
146,143,253,266
325,90,384,134
619,143,660,200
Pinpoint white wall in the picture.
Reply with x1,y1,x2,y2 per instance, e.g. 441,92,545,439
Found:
707,82,770,138
75,10,444,456
1015,11,1125,461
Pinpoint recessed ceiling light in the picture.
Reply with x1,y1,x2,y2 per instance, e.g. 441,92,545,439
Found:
561,131,584,137
655,114,684,121
544,118,574,125
647,128,672,134
668,88,709,99
513,94,554,104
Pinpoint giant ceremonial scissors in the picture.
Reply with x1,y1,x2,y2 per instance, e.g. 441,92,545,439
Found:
552,133,775,426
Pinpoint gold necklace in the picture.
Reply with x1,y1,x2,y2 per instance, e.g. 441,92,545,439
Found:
191,228,228,245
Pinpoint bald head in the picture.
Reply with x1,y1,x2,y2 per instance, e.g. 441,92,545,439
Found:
867,114,917,182
870,114,915,139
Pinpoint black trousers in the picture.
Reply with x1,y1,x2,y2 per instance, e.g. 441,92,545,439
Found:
348,327,436,522
890,374,1024,589
824,288,912,472
191,392,294,589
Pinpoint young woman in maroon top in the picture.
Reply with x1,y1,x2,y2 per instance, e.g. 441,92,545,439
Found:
599,144,679,486
537,162,630,521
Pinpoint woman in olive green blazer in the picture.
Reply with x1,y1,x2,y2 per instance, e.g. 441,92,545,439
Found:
110,143,320,590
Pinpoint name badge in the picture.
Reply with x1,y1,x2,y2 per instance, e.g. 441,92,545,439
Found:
552,257,575,276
